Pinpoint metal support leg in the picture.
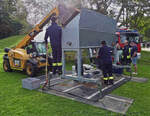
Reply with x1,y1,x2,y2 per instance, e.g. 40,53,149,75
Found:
62,49,66,78
77,49,82,78
48,72,53,89
97,81,102,98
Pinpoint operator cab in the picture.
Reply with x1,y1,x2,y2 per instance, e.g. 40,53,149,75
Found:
34,42,47,55
25,42,47,57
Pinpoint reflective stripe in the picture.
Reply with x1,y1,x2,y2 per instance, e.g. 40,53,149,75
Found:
109,77,114,79
57,63,62,66
127,55,130,59
103,77,108,80
127,48,131,59
52,63,57,66
129,48,131,53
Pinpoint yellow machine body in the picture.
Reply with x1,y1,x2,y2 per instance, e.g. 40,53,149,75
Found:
3,4,79,76
8,48,29,70
3,7,59,76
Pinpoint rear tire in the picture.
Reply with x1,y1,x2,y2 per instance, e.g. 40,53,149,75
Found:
26,63,36,77
3,60,12,72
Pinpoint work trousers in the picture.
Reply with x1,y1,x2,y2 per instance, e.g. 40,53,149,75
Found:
102,62,112,78
52,45,62,74
121,56,131,65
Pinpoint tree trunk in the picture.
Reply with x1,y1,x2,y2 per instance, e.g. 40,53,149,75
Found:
116,4,124,23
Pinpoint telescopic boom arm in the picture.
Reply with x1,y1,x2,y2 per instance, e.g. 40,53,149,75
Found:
15,7,59,49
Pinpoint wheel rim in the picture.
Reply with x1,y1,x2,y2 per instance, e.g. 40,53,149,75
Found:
26,65,32,75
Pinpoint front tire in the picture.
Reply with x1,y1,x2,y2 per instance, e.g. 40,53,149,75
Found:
26,63,36,77
3,60,12,72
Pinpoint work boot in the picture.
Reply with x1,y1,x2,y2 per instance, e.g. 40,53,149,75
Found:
103,77,109,85
52,70,56,75
104,80,109,85
108,77,114,85
52,67,57,75
58,71,62,75
109,79,114,85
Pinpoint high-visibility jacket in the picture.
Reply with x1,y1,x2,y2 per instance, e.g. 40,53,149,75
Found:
122,45,131,59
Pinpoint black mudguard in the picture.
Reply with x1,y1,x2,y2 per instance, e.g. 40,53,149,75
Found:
27,59,38,67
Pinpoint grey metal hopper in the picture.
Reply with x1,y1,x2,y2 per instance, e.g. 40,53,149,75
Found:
62,8,117,83
62,8,117,49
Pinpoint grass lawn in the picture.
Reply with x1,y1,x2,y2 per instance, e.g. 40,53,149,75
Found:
0,35,150,116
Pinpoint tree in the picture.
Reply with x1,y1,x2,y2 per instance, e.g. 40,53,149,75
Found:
118,0,150,40
114,0,150,26
22,0,150,40
22,0,82,26
0,0,18,38
84,0,114,15
23,0,57,26
0,0,31,39
15,0,32,34
81,0,150,39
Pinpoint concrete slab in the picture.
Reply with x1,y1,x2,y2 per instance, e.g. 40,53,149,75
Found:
87,77,131,101
38,88,133,114
37,74,131,101
67,85,98,98
51,80,80,92
122,75,149,83
131,77,149,83
35,74,132,114
98,94,133,114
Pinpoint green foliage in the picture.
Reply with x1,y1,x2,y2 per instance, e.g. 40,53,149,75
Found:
130,16,150,40
143,18,150,39
0,0,31,39
115,0,150,40
14,0,32,34
0,35,150,115
0,0,18,38
83,0,150,40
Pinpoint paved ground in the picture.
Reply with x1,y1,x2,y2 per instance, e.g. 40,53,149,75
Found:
39,77,133,114
142,48,150,52
35,73,133,114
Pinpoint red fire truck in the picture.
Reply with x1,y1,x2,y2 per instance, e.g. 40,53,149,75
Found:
116,28,142,58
